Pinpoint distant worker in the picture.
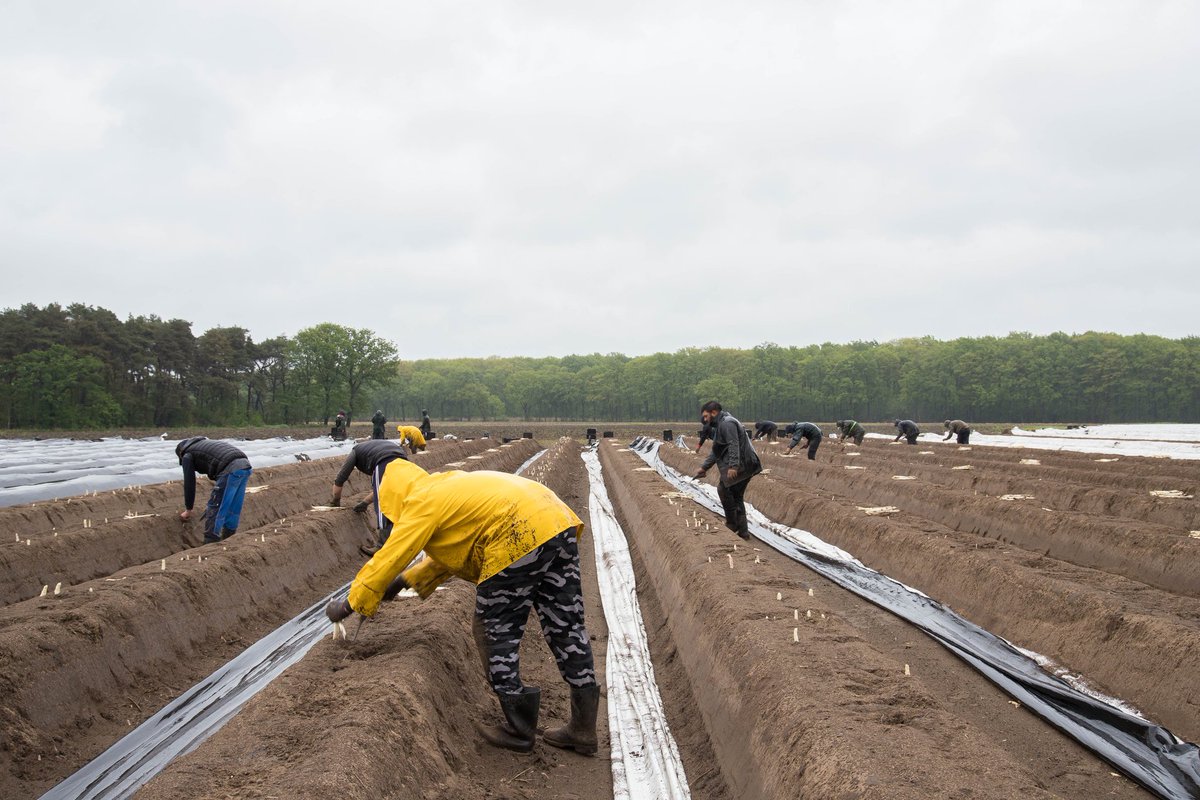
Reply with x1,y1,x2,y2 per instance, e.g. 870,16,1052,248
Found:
693,401,762,540
176,437,253,544
328,439,409,555
397,424,427,452
371,409,388,440
943,419,972,444
753,420,778,441
894,419,920,445
784,422,823,460
836,419,866,446
331,410,349,441
325,459,598,755
420,409,433,439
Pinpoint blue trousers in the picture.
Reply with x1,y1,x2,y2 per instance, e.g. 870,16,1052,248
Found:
204,468,252,542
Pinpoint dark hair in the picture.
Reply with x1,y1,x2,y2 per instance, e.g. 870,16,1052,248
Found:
701,401,722,413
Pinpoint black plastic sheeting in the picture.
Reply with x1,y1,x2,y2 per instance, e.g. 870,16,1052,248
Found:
40,448,550,799
628,437,1200,800
39,584,351,800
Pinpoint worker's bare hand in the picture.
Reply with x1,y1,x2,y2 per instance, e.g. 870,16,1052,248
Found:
179,509,192,522
693,468,707,479
726,468,738,481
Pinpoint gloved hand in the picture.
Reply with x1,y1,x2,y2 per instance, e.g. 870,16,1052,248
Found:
325,597,353,623
353,500,370,513
327,497,340,508
382,574,410,602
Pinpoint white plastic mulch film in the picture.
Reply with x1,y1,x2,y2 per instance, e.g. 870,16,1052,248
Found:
863,423,1200,460
582,448,691,800
0,435,357,507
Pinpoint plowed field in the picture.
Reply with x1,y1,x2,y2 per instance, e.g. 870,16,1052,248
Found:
1,432,1195,799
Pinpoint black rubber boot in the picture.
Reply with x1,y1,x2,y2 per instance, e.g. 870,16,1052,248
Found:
480,687,540,753
544,685,600,756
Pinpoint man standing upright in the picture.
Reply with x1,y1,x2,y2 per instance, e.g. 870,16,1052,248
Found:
419,409,433,439
371,409,388,440
693,401,762,540
176,437,253,544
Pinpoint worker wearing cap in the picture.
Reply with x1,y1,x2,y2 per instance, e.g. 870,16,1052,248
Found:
784,422,823,460
836,419,866,446
326,459,599,756
894,419,921,444
943,419,972,444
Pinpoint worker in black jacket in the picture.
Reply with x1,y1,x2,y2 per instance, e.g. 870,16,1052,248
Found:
693,402,762,540
943,419,972,444
784,422,822,460
329,439,409,555
893,419,920,445
695,420,714,453
371,410,388,439
753,420,778,441
420,409,433,439
176,437,253,544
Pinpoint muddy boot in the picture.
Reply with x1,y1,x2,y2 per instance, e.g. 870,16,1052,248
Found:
480,687,540,753
544,685,600,756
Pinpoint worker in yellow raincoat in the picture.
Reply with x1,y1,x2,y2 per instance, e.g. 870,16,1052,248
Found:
326,458,599,755
396,424,427,452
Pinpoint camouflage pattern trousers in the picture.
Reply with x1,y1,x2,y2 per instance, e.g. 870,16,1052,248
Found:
474,527,597,695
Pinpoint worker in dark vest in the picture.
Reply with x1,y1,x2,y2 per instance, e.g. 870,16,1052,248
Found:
176,437,253,544
329,439,409,555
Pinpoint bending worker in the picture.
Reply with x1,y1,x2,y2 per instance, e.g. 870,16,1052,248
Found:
694,401,762,540
943,419,972,444
325,459,599,756
835,419,866,446
894,419,921,444
784,421,823,460
176,437,253,544
695,420,714,453
753,420,778,441
397,424,427,452
328,439,408,556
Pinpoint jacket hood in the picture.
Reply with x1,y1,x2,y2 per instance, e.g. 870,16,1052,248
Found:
175,436,206,460
378,457,430,508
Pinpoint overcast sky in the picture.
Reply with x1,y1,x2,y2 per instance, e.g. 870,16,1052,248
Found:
1,1,1196,358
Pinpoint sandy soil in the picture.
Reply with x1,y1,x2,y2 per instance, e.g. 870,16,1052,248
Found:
2,429,1191,799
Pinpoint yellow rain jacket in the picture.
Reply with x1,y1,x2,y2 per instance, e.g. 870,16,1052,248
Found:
396,425,426,449
347,458,583,616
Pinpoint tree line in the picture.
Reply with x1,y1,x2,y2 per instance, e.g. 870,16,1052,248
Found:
2,303,1197,429
0,303,396,429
